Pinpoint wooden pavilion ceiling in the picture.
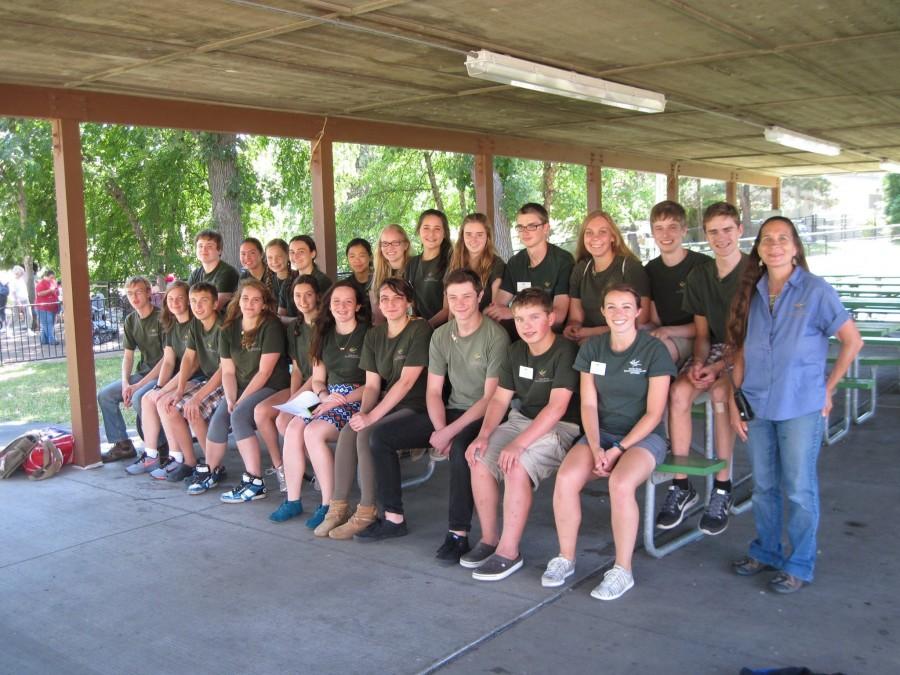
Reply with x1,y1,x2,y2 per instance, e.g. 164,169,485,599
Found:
2,0,899,177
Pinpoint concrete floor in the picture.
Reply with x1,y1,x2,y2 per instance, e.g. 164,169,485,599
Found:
1,380,898,675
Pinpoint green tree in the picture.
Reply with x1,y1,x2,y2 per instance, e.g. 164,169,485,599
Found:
884,173,900,223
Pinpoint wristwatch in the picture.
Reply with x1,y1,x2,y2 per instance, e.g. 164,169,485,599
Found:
611,440,626,452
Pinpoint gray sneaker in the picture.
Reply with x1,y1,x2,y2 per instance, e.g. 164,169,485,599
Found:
699,488,733,536
459,541,497,569
165,461,195,483
266,465,287,493
541,556,576,588
125,452,159,475
590,565,634,601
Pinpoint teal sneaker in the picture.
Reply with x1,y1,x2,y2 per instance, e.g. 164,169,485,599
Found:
270,499,304,523
305,503,329,529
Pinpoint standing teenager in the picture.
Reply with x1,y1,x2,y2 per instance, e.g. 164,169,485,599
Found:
545,284,675,599
371,224,411,325
406,209,452,328
188,229,240,311
727,217,862,593
279,235,332,319
239,237,274,294
344,238,373,299
448,213,506,311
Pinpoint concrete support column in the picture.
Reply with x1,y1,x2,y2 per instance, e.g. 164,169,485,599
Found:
311,135,337,277
51,118,101,467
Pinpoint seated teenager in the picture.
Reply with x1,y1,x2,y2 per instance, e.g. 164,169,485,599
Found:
200,279,291,502
485,203,573,331
254,275,320,493
370,224,411,325
271,280,368,525
278,235,332,319
98,276,164,463
463,289,581,581
427,269,509,563
126,281,193,475
157,283,225,484
643,201,708,366
544,284,676,599
656,202,748,536
564,210,650,344
406,209,451,328
448,213,505,311
188,229,239,311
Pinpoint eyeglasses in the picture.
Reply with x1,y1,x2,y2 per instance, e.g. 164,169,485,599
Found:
380,240,406,249
515,222,545,232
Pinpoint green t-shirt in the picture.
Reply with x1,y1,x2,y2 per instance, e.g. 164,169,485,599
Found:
500,243,574,299
164,319,193,372
429,316,509,410
186,315,223,379
279,268,333,317
498,335,580,424
286,318,314,382
644,250,709,326
123,307,164,376
240,266,279,303
360,318,431,412
569,255,650,327
320,323,368,386
682,254,749,344
188,260,240,295
219,316,290,392
574,331,676,437
406,254,447,321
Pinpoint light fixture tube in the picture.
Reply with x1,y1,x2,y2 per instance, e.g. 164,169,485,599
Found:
465,50,666,114
763,125,841,156
879,160,900,173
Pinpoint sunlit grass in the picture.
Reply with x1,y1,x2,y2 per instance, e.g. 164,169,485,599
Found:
0,355,136,427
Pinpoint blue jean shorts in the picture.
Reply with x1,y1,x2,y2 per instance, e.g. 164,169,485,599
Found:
575,430,669,466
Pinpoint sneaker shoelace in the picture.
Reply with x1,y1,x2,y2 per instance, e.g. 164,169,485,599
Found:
546,557,570,578
706,491,730,520
661,486,686,514
603,566,631,595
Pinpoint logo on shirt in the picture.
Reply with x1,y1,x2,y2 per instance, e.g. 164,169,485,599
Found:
473,352,482,360
543,281,551,288
623,359,646,375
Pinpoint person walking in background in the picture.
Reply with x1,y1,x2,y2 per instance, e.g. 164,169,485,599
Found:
727,216,862,593
34,268,61,345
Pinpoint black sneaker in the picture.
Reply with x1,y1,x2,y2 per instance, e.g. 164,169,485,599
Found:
354,518,408,542
655,484,699,530
699,488,733,536
435,532,470,564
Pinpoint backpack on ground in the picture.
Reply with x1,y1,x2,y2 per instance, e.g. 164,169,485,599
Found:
0,432,41,479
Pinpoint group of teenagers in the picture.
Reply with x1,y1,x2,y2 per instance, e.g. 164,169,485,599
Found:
96,199,862,601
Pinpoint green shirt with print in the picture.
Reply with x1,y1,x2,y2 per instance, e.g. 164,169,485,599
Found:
569,255,650,327
406,254,447,321
682,253,748,344
123,307,164,376
165,319,193,373
574,331,676,437
429,316,509,410
279,267,332,318
498,335,580,424
360,318,431,412
320,323,368,387
219,316,290,392
644,249,709,327
500,243,574,300
286,318,314,382
186,315,223,379
188,260,240,295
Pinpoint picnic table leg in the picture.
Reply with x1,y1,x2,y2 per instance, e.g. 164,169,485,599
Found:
852,366,878,424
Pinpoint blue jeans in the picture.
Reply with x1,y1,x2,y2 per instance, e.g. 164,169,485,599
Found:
37,309,58,344
98,376,158,444
745,411,824,582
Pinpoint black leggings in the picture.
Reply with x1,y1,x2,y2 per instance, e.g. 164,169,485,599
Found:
370,409,433,516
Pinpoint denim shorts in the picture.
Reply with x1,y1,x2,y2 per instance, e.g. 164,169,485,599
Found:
575,429,669,466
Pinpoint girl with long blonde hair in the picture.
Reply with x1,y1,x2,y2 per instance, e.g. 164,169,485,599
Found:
448,213,506,310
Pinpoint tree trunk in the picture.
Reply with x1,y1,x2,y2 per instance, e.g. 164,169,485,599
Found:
422,152,445,212
105,177,154,264
542,161,557,214
205,133,242,267
16,177,37,329
458,186,466,217
492,169,513,260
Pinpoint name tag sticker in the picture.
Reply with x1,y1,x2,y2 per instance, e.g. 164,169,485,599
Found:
590,361,607,376
519,366,534,379
516,282,531,292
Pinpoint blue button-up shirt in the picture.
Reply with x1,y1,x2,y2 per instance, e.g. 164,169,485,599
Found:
743,267,849,421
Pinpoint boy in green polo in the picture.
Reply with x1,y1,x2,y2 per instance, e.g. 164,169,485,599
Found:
188,229,239,311
463,288,580,581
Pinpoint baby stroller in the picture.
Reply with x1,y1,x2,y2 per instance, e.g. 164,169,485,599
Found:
91,293,119,345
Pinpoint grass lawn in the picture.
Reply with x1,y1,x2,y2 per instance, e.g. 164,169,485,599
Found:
0,354,136,427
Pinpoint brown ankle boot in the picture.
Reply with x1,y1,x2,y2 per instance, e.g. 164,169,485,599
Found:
313,499,350,537
329,504,377,540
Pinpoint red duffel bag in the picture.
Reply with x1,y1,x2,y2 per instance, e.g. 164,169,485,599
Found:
23,427,75,479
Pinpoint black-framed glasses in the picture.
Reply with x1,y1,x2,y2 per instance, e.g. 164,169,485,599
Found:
380,240,406,249
514,222,545,232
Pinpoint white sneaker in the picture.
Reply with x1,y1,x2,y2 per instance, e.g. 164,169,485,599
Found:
541,555,575,587
590,565,634,601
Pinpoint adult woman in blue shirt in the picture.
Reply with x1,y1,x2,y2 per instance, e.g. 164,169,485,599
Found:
727,216,862,593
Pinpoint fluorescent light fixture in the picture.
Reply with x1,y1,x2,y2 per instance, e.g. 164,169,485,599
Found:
763,125,841,156
465,50,666,114
879,160,900,173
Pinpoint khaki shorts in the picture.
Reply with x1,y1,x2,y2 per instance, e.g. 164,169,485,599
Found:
479,409,581,490
669,336,695,368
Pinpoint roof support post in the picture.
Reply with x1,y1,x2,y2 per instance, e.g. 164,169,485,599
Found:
311,135,337,278
667,162,680,202
726,177,738,205
474,151,495,217
51,118,101,467
587,156,603,211
771,179,782,211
